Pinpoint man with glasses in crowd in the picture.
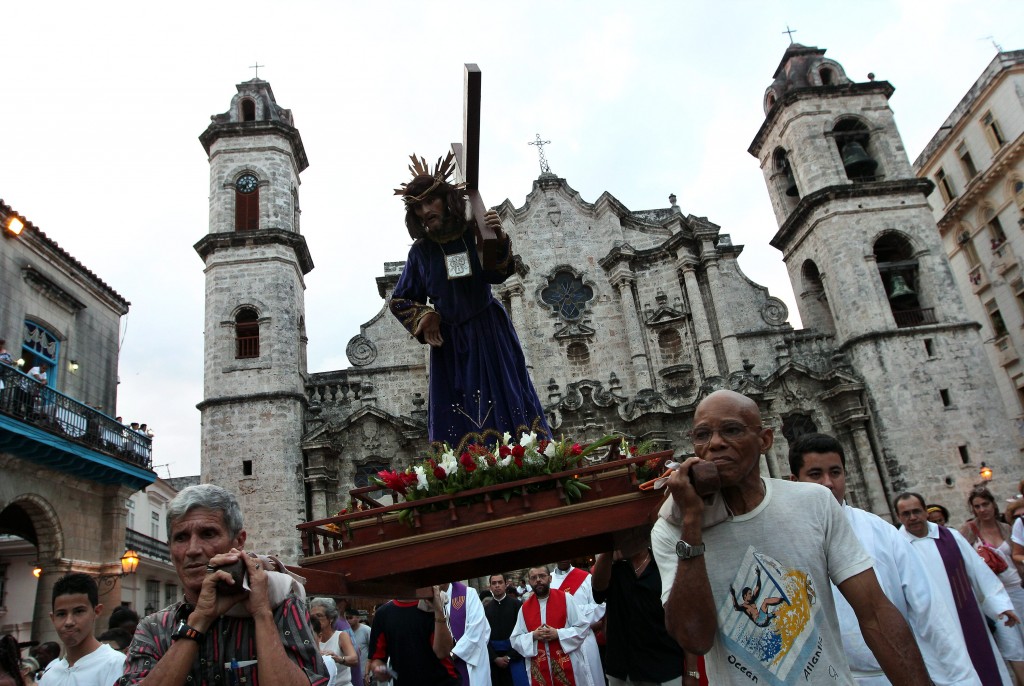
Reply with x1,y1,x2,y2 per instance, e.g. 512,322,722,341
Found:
651,389,930,685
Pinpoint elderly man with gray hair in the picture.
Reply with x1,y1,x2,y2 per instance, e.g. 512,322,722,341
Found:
117,484,328,686
311,597,358,685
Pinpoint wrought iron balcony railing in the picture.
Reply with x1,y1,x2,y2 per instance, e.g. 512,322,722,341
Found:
0,364,152,469
126,527,171,563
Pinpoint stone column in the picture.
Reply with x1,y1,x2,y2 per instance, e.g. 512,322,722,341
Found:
822,384,890,519
676,257,720,377
304,445,339,521
610,269,652,391
696,234,743,372
504,277,532,370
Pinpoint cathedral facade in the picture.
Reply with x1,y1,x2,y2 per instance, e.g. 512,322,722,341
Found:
197,46,1019,560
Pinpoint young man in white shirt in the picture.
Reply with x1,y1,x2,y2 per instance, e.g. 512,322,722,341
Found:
40,573,126,686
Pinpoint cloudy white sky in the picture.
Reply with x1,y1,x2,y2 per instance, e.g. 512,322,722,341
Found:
2,1,1019,478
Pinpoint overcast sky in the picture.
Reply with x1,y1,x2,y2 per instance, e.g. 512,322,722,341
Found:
2,1,1019,479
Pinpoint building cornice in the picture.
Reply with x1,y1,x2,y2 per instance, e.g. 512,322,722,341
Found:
196,390,308,411
194,229,314,275
199,120,309,173
749,81,895,157
769,179,934,251
933,135,1023,233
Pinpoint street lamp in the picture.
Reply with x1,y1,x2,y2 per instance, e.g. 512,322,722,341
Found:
980,462,993,482
96,549,140,595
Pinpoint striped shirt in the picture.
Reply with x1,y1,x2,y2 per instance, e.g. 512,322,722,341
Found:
118,595,329,686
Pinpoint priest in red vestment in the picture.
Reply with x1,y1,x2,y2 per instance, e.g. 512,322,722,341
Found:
510,567,593,686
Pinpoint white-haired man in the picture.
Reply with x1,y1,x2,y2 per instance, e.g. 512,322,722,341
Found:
118,484,328,686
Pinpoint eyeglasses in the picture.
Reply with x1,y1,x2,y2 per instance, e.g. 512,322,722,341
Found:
689,422,762,446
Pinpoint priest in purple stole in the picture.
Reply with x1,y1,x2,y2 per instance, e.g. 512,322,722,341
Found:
443,582,492,686
897,492,1019,685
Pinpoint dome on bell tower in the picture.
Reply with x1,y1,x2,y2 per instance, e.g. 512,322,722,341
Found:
762,44,852,114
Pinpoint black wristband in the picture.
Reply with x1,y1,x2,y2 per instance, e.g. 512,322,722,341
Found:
171,620,205,643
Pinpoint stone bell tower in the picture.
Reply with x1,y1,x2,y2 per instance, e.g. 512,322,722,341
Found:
195,79,312,560
749,44,1017,509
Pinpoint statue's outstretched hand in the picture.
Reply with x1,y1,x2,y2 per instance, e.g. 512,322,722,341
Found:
415,311,443,347
484,211,506,240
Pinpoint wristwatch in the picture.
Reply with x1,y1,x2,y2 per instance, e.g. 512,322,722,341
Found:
171,620,205,643
675,539,705,559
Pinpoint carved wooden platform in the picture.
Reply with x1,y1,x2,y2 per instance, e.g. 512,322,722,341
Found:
296,450,672,598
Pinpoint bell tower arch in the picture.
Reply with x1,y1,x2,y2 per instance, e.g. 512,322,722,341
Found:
195,79,312,560
749,44,1019,510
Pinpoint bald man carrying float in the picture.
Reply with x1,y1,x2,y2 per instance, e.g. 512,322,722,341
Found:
651,390,930,686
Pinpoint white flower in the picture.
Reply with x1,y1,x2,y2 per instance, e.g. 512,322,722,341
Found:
440,458,458,476
503,431,513,446
477,456,490,470
543,442,556,458
498,455,513,467
442,448,456,463
414,465,428,490
520,431,537,448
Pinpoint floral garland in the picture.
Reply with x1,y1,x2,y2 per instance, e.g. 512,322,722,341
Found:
366,432,657,511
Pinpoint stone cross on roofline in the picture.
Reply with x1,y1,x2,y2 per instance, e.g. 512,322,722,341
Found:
249,61,265,79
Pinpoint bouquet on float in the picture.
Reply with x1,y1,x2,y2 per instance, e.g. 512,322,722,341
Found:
371,432,658,509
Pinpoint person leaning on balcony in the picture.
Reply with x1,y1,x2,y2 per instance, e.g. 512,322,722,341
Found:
117,484,328,686
0,340,13,365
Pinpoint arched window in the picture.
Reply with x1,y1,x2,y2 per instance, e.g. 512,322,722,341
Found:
22,320,59,388
566,341,590,367
355,461,390,502
1014,179,1024,210
235,308,260,359
874,234,933,327
773,147,798,199
781,413,818,445
819,67,834,85
658,328,683,365
833,118,879,182
234,174,259,231
240,99,256,122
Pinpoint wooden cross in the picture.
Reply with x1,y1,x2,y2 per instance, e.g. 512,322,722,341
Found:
452,63,501,269
250,61,265,78
782,26,797,44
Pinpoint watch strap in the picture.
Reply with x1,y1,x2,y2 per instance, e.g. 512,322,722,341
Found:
172,620,205,643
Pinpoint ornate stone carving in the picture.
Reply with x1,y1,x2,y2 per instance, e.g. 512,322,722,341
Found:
346,335,377,367
761,297,789,326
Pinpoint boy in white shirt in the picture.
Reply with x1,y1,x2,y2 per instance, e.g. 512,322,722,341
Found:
40,573,126,685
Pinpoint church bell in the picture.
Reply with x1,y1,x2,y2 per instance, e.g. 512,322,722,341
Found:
784,164,799,197
841,141,878,178
887,274,916,304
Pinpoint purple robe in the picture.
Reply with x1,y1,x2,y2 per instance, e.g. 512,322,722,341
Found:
390,228,549,446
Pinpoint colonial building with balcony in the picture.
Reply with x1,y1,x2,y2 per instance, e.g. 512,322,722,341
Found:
0,200,155,643
914,49,1024,432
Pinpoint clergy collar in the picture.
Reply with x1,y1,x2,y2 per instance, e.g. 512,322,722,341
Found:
492,593,507,602
552,566,572,576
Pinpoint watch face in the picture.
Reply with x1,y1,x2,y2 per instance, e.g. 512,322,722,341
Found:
236,174,258,194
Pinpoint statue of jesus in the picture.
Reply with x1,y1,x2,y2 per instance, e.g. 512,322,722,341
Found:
391,153,550,448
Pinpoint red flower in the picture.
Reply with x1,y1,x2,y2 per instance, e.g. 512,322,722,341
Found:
499,445,512,457
433,465,447,480
512,445,525,459
460,452,477,472
629,445,638,456
538,440,550,453
378,469,413,495
514,454,523,468
570,443,583,456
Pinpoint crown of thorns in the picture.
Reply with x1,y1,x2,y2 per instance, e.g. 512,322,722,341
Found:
394,152,463,205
